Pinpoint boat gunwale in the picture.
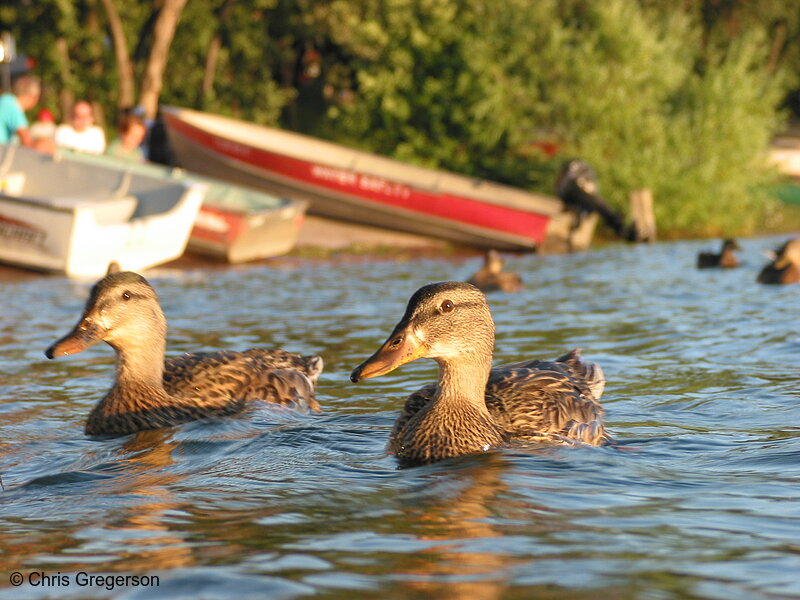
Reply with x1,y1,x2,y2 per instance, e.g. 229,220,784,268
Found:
162,106,563,216
55,147,307,218
171,135,543,250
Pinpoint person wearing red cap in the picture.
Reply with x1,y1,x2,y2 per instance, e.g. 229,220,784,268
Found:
30,107,56,149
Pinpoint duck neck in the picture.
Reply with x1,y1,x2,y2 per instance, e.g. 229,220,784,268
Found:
433,352,493,415
112,335,166,389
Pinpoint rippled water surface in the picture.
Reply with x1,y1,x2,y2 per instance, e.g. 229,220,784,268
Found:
2,237,800,600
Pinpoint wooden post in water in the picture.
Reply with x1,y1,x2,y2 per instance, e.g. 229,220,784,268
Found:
630,188,656,242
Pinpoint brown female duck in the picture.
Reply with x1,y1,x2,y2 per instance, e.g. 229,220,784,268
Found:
45,271,323,436
467,249,522,293
697,238,741,269
757,238,800,284
350,282,608,466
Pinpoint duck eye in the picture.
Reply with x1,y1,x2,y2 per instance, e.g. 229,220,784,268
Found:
440,300,454,313
121,291,131,301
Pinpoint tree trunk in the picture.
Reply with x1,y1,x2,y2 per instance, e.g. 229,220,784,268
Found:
86,2,107,129
201,35,222,104
201,0,236,107
138,0,188,119
54,37,75,120
99,0,135,111
767,21,787,73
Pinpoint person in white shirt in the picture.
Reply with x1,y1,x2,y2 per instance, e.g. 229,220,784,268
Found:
54,101,106,154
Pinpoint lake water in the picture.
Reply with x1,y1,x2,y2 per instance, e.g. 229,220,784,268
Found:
1,236,799,600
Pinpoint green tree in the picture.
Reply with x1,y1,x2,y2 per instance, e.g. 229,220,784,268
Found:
1,0,794,236
308,0,787,236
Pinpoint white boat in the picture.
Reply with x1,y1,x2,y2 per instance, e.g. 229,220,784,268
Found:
0,144,204,277
58,150,308,264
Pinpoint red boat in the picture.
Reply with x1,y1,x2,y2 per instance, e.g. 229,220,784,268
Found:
162,107,595,252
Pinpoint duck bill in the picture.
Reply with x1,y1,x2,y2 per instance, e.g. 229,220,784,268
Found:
44,318,104,359
350,324,428,382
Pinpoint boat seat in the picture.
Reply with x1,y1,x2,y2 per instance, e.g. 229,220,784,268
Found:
44,195,139,224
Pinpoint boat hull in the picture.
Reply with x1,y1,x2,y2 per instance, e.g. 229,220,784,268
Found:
188,202,305,263
0,145,203,277
162,107,594,252
57,149,308,264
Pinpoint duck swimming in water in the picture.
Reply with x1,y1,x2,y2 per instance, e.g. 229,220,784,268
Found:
45,271,323,436
350,282,608,466
697,238,741,269
467,249,522,293
757,238,800,284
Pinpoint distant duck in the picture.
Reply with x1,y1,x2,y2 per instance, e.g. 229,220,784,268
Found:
45,271,323,436
350,282,608,466
757,238,800,284
467,249,522,293
697,238,741,269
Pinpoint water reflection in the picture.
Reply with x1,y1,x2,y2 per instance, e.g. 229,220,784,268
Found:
1,237,800,598
105,430,195,571
394,457,512,600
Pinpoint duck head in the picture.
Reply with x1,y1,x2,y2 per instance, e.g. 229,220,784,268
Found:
773,238,800,270
722,238,741,252
484,249,504,275
350,282,494,382
45,271,166,359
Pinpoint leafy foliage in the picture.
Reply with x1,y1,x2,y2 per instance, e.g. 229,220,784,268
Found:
311,0,788,235
1,0,796,236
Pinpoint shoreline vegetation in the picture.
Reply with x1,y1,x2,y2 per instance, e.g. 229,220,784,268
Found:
7,1,800,239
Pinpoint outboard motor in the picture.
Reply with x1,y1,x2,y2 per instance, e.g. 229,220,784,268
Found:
556,159,637,242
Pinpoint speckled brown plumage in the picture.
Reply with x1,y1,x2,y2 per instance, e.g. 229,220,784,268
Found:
697,238,741,269
467,250,522,293
351,282,608,467
46,271,323,436
757,238,800,284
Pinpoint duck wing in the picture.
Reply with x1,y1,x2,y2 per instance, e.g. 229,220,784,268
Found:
485,363,608,446
757,262,800,284
388,349,607,449
697,251,719,268
503,349,605,400
467,271,522,294
164,349,321,412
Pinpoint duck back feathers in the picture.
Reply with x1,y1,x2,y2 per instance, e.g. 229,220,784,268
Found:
388,348,608,458
697,239,740,269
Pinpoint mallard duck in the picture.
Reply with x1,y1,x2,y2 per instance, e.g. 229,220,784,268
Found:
350,282,608,466
45,271,323,436
757,238,800,284
697,238,741,269
466,249,522,293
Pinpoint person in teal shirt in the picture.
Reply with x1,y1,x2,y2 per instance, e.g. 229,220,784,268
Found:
0,75,41,147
